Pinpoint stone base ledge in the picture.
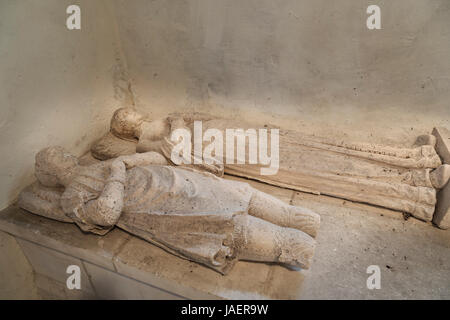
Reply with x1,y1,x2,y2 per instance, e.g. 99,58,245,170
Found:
0,204,306,300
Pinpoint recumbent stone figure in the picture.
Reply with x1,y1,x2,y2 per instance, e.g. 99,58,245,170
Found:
91,108,450,222
19,147,320,274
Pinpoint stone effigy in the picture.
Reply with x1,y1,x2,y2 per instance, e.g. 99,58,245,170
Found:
91,108,450,222
18,147,320,274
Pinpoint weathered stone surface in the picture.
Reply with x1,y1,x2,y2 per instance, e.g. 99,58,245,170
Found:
225,175,294,204
35,273,96,300
433,127,450,164
414,134,437,147
292,191,450,299
113,237,219,299
432,127,450,229
0,202,307,299
92,108,442,220
114,236,305,299
434,183,450,229
84,261,183,300
2,179,450,299
17,238,94,294
0,230,39,299
0,205,130,271
91,131,137,161
20,146,320,273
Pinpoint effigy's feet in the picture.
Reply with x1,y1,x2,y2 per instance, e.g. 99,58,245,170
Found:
287,206,321,238
414,134,437,147
277,228,316,270
430,164,450,189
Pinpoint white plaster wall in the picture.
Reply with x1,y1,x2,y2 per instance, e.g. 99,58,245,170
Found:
0,0,129,209
112,0,450,144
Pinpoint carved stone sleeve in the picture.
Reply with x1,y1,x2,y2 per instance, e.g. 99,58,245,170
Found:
60,160,126,235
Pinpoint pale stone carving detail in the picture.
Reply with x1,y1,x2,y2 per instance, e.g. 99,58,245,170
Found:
91,108,449,222
91,132,136,161
19,147,320,274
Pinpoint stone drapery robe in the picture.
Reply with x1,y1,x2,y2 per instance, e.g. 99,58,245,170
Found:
140,117,441,221
56,162,253,274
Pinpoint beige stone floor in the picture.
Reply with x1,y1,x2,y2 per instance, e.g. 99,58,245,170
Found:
228,175,450,299
1,175,450,299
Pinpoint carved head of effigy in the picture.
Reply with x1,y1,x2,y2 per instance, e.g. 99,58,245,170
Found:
110,107,145,140
35,146,79,187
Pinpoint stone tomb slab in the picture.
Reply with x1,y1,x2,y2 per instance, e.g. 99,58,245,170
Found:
0,204,305,299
